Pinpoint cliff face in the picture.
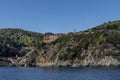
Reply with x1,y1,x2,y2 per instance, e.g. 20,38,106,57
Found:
16,20,120,67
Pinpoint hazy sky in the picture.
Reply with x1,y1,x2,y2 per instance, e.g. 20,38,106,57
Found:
0,0,120,33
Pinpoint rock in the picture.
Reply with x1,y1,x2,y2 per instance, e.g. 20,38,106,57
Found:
0,61,9,66
17,49,36,67
56,61,72,67
97,56,120,67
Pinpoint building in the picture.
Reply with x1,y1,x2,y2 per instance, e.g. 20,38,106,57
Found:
43,33,64,43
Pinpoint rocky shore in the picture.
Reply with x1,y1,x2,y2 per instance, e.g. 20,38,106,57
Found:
9,48,120,67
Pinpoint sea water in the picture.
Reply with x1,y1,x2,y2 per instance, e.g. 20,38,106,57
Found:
0,67,119,80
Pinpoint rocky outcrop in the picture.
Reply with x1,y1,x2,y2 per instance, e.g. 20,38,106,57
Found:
16,43,120,67
16,49,36,67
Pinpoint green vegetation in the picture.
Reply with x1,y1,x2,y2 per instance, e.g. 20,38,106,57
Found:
56,20,120,61
107,33,120,43
93,20,120,30
79,32,106,48
0,28,43,57
51,35,71,45
0,20,120,61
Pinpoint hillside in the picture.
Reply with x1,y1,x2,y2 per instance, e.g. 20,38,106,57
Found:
0,28,43,57
92,20,120,30
0,20,120,67
16,20,120,67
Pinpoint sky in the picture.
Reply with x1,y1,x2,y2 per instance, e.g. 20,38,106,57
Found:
0,0,120,33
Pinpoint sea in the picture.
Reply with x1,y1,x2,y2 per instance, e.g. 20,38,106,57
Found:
0,67,119,80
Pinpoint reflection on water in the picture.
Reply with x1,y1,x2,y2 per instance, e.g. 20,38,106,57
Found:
0,67,120,80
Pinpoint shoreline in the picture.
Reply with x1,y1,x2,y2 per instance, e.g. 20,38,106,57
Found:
0,65,120,70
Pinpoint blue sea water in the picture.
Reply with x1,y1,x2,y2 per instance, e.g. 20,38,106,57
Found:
0,67,119,80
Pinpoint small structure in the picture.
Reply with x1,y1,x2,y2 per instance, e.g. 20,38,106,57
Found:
43,32,64,43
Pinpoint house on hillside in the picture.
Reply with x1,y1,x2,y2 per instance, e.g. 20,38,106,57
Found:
43,32,64,43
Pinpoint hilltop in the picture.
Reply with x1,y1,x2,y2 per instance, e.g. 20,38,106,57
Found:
0,20,120,67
